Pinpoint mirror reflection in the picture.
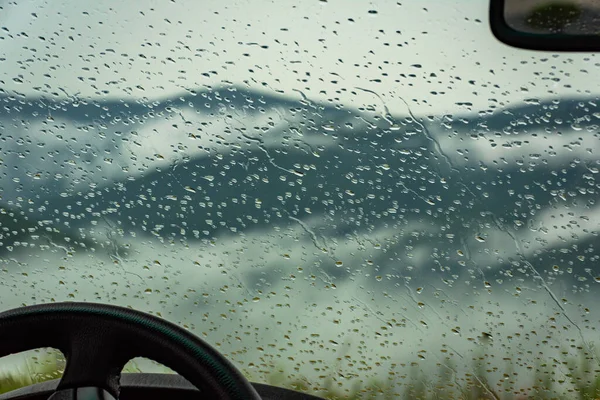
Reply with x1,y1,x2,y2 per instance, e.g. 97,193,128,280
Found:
504,0,600,34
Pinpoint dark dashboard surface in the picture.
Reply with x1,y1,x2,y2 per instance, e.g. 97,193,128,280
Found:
0,373,323,400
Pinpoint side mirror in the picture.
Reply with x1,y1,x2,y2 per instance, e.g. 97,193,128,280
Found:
489,0,600,51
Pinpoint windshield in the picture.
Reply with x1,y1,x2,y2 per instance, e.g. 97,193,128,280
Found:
0,0,599,398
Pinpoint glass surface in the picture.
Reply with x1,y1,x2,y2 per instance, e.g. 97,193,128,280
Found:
0,0,599,397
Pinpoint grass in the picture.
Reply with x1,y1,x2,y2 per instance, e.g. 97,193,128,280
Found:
1,346,600,399
0,349,64,395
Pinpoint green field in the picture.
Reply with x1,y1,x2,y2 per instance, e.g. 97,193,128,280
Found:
2,345,600,399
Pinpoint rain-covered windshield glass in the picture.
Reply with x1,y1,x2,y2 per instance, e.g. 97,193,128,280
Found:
0,0,599,398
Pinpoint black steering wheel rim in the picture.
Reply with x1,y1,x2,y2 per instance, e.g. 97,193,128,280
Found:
0,302,261,400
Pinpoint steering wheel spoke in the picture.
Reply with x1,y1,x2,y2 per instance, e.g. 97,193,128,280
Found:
48,387,117,400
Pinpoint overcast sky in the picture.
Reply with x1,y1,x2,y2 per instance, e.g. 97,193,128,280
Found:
0,0,597,116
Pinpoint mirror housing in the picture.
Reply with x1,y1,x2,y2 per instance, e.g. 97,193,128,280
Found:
490,0,600,51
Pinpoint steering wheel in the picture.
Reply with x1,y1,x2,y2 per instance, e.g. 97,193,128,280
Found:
0,302,262,400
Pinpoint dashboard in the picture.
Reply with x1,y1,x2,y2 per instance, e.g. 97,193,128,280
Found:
0,374,324,400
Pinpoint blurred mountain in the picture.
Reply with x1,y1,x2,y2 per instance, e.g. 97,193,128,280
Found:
0,87,598,281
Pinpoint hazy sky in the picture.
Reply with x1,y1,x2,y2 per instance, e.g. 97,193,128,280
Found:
0,0,597,115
